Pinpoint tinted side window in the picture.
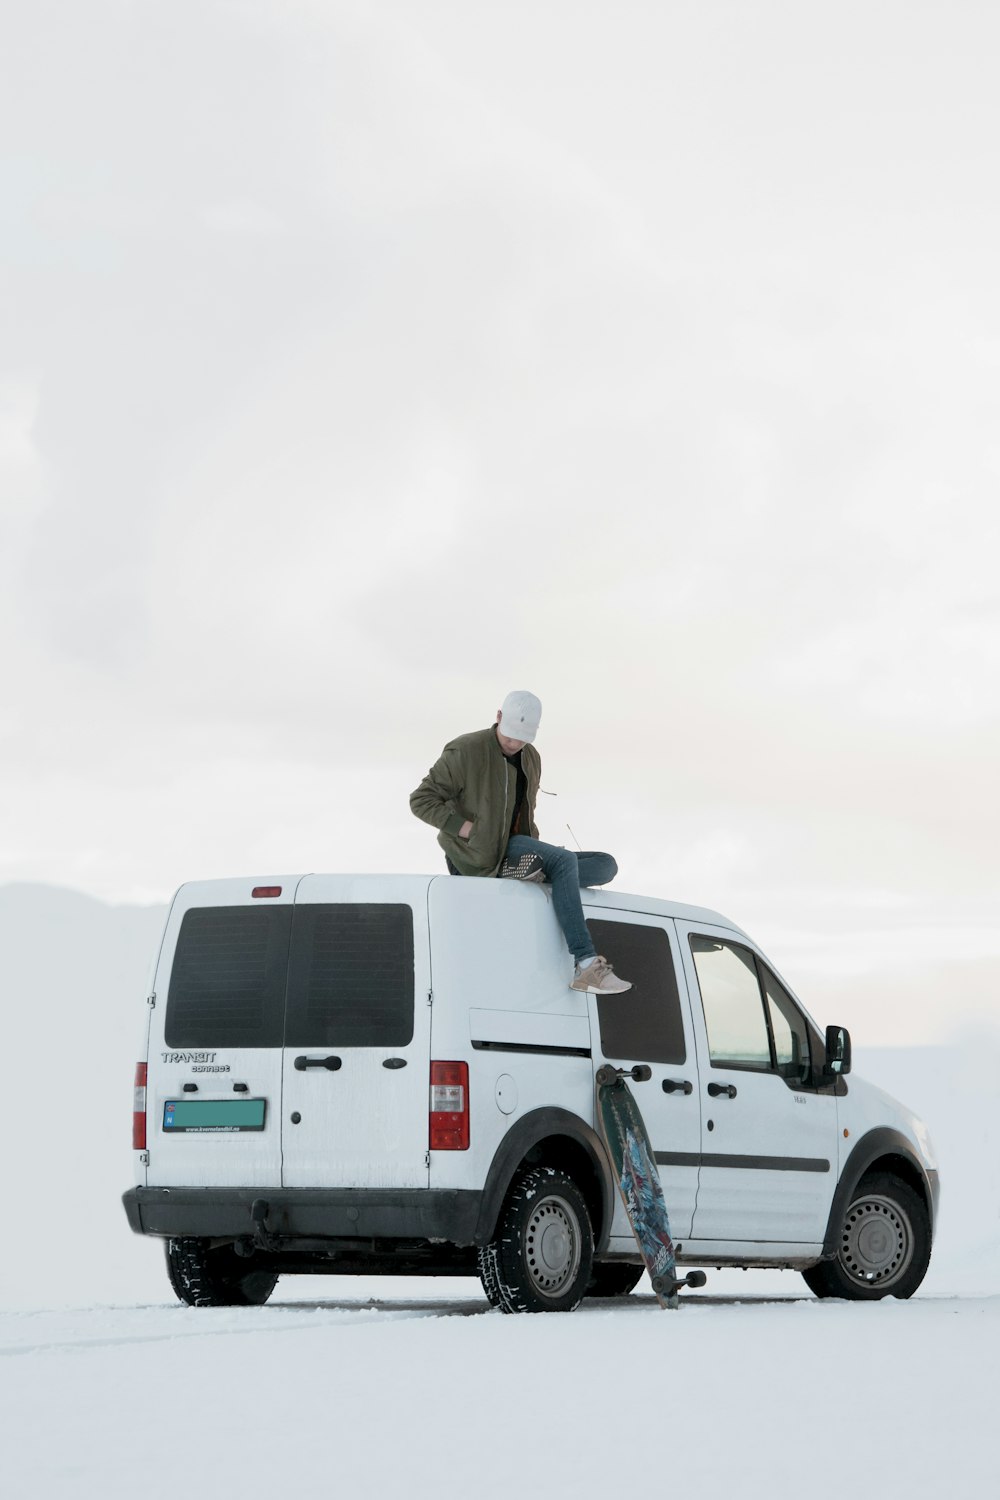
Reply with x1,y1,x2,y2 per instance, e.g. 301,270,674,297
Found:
284,904,414,1048
587,919,686,1065
690,936,771,1070
165,906,291,1048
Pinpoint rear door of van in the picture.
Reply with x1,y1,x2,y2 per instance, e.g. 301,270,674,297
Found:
146,880,292,1189
280,876,432,1189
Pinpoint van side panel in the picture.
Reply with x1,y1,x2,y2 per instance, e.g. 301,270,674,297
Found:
581,908,703,1242
426,878,595,1195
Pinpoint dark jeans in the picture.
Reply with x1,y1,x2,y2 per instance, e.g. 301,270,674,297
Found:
504,835,617,965
444,840,617,965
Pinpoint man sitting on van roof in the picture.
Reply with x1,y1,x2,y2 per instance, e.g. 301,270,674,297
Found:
410,690,632,995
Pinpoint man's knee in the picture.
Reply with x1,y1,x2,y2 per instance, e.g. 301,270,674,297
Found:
578,851,617,886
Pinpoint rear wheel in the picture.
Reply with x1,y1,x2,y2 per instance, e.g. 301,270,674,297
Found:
802,1172,931,1301
165,1238,278,1308
476,1243,504,1308
486,1166,594,1314
586,1263,644,1298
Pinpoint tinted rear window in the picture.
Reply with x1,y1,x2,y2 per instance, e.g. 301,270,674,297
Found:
284,904,414,1047
587,918,686,1065
165,906,291,1048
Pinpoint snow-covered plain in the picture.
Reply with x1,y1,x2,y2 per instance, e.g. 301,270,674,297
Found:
1,886,997,1498
3,1293,997,1499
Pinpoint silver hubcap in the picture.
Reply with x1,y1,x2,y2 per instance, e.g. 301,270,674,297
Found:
523,1195,581,1298
840,1193,913,1287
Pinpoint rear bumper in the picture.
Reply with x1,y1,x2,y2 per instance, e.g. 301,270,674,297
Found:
123,1186,482,1245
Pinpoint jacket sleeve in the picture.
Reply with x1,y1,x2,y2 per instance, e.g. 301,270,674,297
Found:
528,748,541,840
410,747,468,837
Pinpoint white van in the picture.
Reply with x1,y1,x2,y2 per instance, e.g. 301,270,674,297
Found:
123,874,939,1312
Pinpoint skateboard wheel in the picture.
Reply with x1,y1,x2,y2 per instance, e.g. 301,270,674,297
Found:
631,1065,652,1082
686,1271,707,1289
595,1066,619,1086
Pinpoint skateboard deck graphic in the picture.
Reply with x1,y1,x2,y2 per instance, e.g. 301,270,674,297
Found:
595,1065,706,1310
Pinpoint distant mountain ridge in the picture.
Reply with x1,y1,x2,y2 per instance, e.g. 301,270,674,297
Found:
0,882,170,1308
0,880,168,1009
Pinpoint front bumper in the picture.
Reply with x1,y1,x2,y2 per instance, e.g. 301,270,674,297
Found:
123,1186,482,1245
927,1168,941,1236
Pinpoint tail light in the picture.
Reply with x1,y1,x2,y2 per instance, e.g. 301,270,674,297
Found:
133,1062,147,1150
429,1061,470,1151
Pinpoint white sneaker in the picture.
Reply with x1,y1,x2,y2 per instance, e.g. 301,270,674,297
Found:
570,956,632,994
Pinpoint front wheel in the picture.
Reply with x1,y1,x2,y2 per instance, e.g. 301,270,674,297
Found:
166,1238,278,1307
802,1172,931,1301
485,1166,594,1314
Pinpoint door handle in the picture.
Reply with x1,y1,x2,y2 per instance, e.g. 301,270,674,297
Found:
293,1055,343,1071
662,1079,693,1095
707,1082,737,1099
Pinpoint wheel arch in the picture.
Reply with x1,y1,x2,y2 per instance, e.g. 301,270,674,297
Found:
822,1127,937,1259
474,1107,615,1252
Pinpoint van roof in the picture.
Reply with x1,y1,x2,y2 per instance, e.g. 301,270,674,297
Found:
172,875,747,938
547,883,748,936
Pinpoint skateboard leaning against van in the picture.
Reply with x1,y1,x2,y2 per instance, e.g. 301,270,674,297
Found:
595,1064,707,1309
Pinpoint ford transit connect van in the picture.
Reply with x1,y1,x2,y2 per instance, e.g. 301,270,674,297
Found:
123,875,940,1312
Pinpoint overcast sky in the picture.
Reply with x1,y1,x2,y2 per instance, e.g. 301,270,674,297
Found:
2,1,998,1042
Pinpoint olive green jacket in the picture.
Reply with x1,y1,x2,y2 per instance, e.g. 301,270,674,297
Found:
410,725,541,877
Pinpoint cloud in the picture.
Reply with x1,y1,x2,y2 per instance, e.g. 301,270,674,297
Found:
203,200,286,237
0,0,997,1067
0,377,42,469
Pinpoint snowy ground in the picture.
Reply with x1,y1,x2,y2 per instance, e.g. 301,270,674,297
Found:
2,1289,997,1498
1,892,997,1497
2,1038,998,1498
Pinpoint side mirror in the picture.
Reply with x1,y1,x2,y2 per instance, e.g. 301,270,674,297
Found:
824,1024,852,1077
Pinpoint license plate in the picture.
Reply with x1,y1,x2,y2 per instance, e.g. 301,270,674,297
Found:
162,1099,267,1132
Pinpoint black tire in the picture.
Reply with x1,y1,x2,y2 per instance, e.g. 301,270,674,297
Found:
165,1238,278,1308
586,1263,645,1298
802,1172,931,1301
476,1243,504,1308
488,1166,594,1315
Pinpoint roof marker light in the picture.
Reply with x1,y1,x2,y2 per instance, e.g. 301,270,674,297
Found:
252,886,282,898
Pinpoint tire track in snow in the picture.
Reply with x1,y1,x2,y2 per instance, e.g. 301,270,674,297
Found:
0,1299,489,1357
